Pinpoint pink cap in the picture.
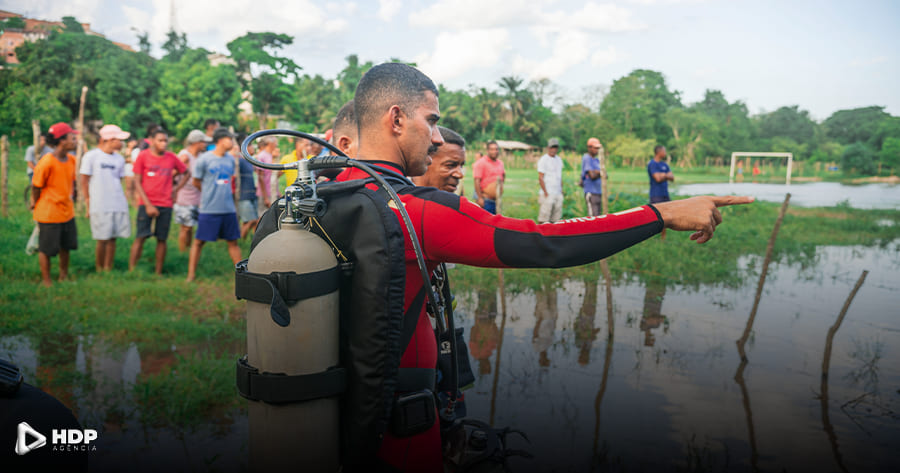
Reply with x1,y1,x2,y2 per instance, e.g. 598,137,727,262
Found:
99,124,130,141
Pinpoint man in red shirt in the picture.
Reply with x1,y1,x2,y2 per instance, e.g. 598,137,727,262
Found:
129,128,190,274
472,140,505,213
334,63,752,472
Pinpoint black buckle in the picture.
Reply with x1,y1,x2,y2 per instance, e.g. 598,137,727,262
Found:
390,390,436,437
0,359,24,398
236,355,258,401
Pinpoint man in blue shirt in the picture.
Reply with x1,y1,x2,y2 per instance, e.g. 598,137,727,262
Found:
648,145,674,239
186,127,241,282
581,137,605,216
648,145,674,203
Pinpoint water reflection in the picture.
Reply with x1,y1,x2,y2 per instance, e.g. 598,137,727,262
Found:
532,281,559,368
574,272,600,366
640,279,668,347
454,242,900,472
469,287,500,375
820,270,868,473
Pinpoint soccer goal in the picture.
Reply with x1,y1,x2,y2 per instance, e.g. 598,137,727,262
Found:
729,152,793,185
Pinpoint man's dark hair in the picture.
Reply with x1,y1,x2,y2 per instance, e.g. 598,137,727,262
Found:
354,63,439,134
144,123,160,138
486,140,498,148
654,145,665,154
333,100,356,137
44,131,64,147
150,128,168,138
438,126,465,148
204,119,220,130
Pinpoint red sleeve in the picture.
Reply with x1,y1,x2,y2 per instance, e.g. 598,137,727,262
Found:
407,188,662,268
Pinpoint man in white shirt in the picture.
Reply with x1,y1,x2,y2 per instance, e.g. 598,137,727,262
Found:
79,124,132,271
537,138,564,223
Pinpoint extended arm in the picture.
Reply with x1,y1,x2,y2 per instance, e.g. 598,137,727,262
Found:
411,191,753,268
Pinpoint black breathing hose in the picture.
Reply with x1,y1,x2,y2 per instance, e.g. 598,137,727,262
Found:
239,129,445,333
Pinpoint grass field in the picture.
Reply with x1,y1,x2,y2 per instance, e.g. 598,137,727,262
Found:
1,143,898,426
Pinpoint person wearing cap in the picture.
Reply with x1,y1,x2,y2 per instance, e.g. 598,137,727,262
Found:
537,137,564,223
31,122,79,287
581,137,606,217
129,128,190,274
79,124,133,272
186,127,242,282
174,130,211,252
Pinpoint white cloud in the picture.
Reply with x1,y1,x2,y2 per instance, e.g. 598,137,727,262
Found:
512,30,593,80
554,3,646,32
409,0,552,29
378,0,403,22
415,28,511,83
409,0,644,32
591,45,623,68
114,0,349,54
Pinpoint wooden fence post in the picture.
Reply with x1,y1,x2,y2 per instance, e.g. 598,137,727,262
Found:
1,135,8,218
74,86,88,208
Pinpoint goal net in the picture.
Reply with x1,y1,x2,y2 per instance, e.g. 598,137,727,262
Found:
729,152,794,185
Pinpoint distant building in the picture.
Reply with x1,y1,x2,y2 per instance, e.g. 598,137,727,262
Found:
0,9,133,65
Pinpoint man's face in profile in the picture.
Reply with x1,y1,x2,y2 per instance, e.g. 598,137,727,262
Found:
401,91,443,177
423,143,466,192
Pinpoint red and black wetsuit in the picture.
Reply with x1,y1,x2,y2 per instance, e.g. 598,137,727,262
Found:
336,162,663,472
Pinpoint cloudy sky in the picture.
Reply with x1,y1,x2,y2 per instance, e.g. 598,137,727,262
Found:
5,0,899,120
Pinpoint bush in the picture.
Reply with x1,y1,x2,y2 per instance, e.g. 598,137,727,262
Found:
841,142,876,175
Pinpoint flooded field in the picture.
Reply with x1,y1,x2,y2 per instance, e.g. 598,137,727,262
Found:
2,242,898,472
676,182,900,209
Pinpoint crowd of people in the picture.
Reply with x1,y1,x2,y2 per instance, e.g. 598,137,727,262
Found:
24,103,676,287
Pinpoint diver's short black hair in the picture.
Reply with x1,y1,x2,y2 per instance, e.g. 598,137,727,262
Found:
654,145,665,154
333,99,356,138
354,63,439,135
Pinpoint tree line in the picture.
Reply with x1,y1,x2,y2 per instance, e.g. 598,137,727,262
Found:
1,20,898,175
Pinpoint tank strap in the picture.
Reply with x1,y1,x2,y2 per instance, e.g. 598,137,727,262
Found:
234,259,340,327
236,356,346,403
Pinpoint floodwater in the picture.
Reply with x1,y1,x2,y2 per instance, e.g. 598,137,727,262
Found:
676,182,900,209
2,243,899,472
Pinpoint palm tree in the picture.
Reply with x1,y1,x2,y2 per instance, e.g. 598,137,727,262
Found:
497,76,525,128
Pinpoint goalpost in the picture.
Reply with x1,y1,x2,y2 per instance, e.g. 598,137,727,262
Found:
729,152,793,185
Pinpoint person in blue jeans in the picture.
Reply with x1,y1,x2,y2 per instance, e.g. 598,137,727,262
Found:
186,127,242,282
648,145,674,239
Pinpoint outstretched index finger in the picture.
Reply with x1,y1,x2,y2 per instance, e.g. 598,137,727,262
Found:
711,195,755,208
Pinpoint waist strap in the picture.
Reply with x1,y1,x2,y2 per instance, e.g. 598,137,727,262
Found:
236,356,346,404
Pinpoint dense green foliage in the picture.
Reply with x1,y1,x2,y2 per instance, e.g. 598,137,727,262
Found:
1,20,898,175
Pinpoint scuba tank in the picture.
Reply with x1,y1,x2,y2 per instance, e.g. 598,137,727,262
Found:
235,158,343,472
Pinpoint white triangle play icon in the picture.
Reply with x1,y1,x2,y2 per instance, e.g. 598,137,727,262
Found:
15,422,47,455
